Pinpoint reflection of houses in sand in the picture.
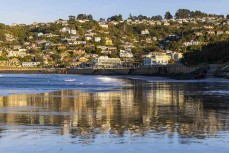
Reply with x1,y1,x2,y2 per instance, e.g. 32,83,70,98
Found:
0,94,29,125
0,83,227,138
0,94,28,106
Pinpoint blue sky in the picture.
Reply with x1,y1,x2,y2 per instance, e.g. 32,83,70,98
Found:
0,0,228,24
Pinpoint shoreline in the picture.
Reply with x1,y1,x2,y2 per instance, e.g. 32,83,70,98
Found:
123,75,229,83
0,65,208,79
0,74,127,97
0,73,228,97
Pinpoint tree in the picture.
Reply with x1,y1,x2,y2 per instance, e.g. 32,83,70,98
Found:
35,56,44,63
95,48,102,56
164,11,173,20
190,10,207,18
50,54,61,62
182,40,229,65
99,18,105,22
77,14,93,20
20,55,33,62
0,23,6,29
77,14,87,20
208,14,224,18
227,14,229,19
85,47,94,54
151,15,163,21
0,30,6,41
128,13,133,20
68,15,76,21
128,14,138,21
107,15,123,22
175,9,191,19
137,15,149,21
87,14,93,21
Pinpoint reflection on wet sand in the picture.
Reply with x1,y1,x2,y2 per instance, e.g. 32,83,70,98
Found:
0,81,228,141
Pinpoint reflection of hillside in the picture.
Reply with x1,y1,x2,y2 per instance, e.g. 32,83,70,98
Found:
0,82,228,139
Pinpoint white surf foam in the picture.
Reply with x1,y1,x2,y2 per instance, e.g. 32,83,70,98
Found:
64,79,76,82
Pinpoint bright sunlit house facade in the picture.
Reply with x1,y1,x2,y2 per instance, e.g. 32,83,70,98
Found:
144,52,171,66
93,56,121,68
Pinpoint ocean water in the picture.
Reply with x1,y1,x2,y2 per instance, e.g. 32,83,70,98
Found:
0,74,126,96
0,74,228,153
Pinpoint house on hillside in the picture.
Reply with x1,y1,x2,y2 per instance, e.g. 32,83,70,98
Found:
95,37,101,42
8,58,21,67
143,52,171,66
163,21,170,26
206,31,215,35
105,38,113,45
93,56,121,68
7,50,27,58
73,41,87,45
141,29,150,35
70,29,77,35
61,27,71,33
22,62,41,67
85,36,92,41
74,50,85,56
98,22,109,29
216,30,224,35
183,40,200,46
119,50,133,58
195,32,203,36
0,59,20,67
37,32,43,37
167,51,183,62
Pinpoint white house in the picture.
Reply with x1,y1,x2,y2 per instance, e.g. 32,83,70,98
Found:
55,19,68,25
95,37,101,42
77,19,89,23
70,29,77,35
85,36,92,41
119,50,134,58
93,56,121,68
98,22,109,29
67,36,78,42
73,41,87,45
183,40,201,46
206,31,215,35
61,27,71,33
7,50,27,57
216,30,224,35
141,29,150,35
45,33,59,37
144,52,171,66
37,32,43,37
155,21,162,25
22,62,41,67
163,22,170,26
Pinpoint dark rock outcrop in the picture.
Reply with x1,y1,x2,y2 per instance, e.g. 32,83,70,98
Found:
214,65,229,78
169,67,208,80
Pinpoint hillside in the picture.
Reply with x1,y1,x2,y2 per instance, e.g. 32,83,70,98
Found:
0,9,229,68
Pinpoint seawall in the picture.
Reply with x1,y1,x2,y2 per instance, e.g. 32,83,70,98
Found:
65,65,199,76
0,67,66,74
0,65,201,76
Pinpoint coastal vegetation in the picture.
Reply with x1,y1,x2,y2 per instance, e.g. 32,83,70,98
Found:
182,40,229,65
